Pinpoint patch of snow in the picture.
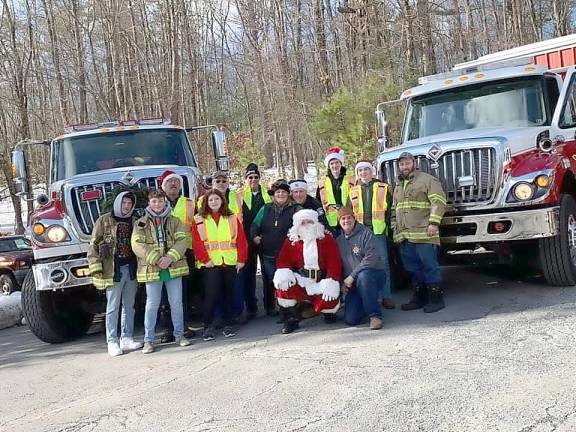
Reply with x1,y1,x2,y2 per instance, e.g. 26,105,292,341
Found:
0,292,23,330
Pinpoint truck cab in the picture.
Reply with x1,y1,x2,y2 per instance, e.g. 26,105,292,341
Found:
375,34,576,286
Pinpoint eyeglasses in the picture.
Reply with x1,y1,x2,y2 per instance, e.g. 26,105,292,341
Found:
214,179,228,184
247,176,259,180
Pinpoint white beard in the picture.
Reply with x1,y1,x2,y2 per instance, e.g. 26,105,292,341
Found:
289,222,325,270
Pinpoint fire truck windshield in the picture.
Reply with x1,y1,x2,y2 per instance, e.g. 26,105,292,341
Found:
404,77,547,141
51,128,197,181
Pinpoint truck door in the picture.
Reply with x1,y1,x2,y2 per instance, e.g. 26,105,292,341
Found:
551,67,576,158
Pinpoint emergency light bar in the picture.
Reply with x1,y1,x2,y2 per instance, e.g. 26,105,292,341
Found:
63,118,172,134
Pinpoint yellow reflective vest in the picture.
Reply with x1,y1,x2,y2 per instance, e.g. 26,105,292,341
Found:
194,213,239,268
242,185,271,210
318,175,354,227
171,196,195,248
197,190,243,220
349,181,389,235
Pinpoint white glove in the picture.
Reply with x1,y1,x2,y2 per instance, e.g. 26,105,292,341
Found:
295,274,322,296
273,268,296,291
320,278,340,302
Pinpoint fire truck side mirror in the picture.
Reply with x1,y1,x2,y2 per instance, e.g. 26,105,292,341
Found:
375,104,388,152
211,128,229,171
11,149,29,196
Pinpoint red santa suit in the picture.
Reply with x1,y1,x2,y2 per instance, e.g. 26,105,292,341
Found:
273,209,342,315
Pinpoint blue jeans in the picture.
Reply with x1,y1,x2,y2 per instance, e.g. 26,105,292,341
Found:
144,277,184,343
105,265,138,343
345,269,383,326
373,234,392,298
399,242,441,285
260,256,278,312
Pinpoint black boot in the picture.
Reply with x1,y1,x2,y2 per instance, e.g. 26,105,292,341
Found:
280,307,299,334
323,313,338,324
401,284,428,311
423,285,445,313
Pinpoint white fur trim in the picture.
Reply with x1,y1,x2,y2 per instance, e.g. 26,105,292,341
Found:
324,150,345,167
319,278,341,301
320,301,341,314
289,181,307,192
355,161,374,176
273,268,296,291
161,173,183,188
277,298,298,307
302,239,319,270
293,209,319,226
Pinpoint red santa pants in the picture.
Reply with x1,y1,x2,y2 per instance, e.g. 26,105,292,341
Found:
275,284,340,314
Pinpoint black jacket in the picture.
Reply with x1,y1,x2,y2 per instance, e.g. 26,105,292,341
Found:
250,202,301,258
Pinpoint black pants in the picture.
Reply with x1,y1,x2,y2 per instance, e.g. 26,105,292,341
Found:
203,266,237,327
242,249,258,313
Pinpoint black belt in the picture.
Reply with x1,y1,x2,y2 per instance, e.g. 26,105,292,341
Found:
297,268,324,282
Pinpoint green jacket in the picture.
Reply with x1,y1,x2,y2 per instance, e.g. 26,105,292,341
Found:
87,213,136,290
391,170,447,245
131,213,190,283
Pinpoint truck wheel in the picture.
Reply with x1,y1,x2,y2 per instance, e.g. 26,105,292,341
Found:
0,274,16,296
539,194,576,286
21,272,94,343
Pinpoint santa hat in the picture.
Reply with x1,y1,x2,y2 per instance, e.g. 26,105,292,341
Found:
293,209,319,226
355,160,375,176
324,146,345,167
158,170,183,189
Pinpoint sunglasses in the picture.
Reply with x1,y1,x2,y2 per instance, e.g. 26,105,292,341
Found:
214,179,228,184
247,176,260,180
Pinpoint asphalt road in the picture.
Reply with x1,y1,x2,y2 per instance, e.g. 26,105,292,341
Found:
1,264,576,432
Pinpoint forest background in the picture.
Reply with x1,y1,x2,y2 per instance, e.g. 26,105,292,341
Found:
0,0,573,232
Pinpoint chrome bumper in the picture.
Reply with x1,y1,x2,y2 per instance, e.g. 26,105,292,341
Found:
441,206,559,244
32,258,92,291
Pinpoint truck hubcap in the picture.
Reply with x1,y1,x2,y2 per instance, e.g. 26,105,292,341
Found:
568,215,576,266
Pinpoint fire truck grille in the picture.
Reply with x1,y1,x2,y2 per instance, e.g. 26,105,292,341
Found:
381,147,497,205
70,176,190,235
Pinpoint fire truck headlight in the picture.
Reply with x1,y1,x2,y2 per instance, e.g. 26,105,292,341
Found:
513,182,535,201
45,225,70,243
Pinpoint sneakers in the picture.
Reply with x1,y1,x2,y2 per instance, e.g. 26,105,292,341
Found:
120,338,143,351
203,327,215,341
142,342,155,354
222,326,236,338
175,336,192,347
369,317,383,330
107,342,123,357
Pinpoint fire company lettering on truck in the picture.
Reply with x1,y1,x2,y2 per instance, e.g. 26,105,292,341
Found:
375,34,576,287
11,119,227,343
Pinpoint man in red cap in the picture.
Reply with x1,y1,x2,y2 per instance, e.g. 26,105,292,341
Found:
316,146,354,234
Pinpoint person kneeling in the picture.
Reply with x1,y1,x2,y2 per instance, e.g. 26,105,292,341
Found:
132,189,192,354
336,207,385,330
273,209,342,334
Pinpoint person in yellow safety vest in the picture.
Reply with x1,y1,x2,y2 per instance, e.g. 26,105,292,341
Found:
348,160,395,310
192,189,248,341
316,146,354,233
131,189,192,354
197,171,244,220
158,169,196,340
392,151,447,313
239,163,271,320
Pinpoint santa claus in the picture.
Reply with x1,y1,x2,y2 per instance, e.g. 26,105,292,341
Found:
273,209,342,334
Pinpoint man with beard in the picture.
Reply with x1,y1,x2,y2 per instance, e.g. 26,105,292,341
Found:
316,147,354,234
289,179,328,228
392,152,447,313
273,209,342,334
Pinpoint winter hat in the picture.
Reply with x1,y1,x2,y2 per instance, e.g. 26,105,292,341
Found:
212,170,229,179
245,163,261,178
338,206,355,220
112,191,136,218
158,170,183,189
268,180,290,195
398,151,415,161
289,179,307,192
293,209,319,226
355,160,375,176
324,146,345,167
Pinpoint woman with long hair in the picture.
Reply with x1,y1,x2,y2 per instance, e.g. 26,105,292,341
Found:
192,189,248,341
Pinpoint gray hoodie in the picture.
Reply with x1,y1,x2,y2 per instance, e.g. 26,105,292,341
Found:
336,222,385,279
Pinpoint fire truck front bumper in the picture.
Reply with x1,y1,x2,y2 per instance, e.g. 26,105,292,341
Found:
32,258,92,291
440,206,560,244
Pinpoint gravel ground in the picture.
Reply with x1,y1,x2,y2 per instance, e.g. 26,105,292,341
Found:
1,265,576,432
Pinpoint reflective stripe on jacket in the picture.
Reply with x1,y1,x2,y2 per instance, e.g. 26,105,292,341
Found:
318,175,353,227
193,214,239,268
391,170,447,245
349,181,389,235
131,214,190,283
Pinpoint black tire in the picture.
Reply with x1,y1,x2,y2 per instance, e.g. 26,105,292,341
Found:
539,194,576,286
0,273,16,296
21,272,94,343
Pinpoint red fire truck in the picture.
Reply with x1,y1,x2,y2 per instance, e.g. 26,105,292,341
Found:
375,35,576,286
